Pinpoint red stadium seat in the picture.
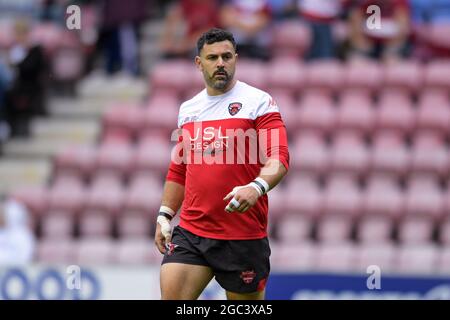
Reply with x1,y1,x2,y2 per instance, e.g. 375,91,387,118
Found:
416,90,450,137
150,59,192,93
271,20,311,58
78,210,113,238
375,90,415,134
277,214,312,243
37,239,76,264
404,176,445,220
9,187,49,218
47,178,86,215
410,132,449,179
439,219,450,245
235,59,268,90
123,174,163,216
267,57,305,95
40,211,74,240
437,247,450,275
371,131,410,178
337,89,375,135
75,238,116,265
357,215,393,243
53,145,97,181
297,92,336,133
322,174,363,218
285,174,322,218
316,214,353,243
424,60,450,90
133,137,172,175
395,244,439,274
116,212,152,239
363,174,404,219
102,103,145,141
383,59,423,93
355,242,396,274
86,175,125,216
398,215,435,245
95,142,134,179
115,238,157,265
329,132,370,177
290,132,329,175
314,242,357,272
305,60,344,92
270,241,315,271
344,57,383,93
143,98,179,136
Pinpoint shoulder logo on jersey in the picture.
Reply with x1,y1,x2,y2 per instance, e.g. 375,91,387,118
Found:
228,102,242,116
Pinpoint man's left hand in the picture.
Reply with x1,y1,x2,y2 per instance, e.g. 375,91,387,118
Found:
223,184,260,213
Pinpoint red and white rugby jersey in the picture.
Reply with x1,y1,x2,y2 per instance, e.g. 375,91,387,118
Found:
166,80,289,240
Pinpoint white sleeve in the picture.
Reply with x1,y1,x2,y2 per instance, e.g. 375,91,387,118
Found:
255,93,280,118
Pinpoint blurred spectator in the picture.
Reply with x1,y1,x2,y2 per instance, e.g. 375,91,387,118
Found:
4,19,48,137
160,0,220,60
0,59,12,148
219,0,272,60
98,0,150,76
348,0,411,61
0,197,35,265
268,0,298,21
297,0,345,59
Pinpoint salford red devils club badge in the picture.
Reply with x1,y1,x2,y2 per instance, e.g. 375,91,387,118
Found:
228,102,242,116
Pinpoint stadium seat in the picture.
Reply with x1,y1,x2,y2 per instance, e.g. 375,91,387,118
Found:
285,174,322,218
305,60,344,92
297,92,336,133
336,89,375,135
371,131,410,178
439,218,450,245
270,92,298,133
102,103,145,141
267,57,305,95
314,241,357,272
410,132,449,179
115,238,158,265
355,242,397,274
37,239,76,264
404,176,445,220
322,174,362,218
290,132,329,175
357,215,393,243
270,241,316,271
47,178,86,215
78,210,113,238
344,58,383,93
270,20,311,58
143,98,179,137
316,214,353,243
375,90,415,134
123,174,163,216
40,211,74,240
416,89,450,137
150,59,192,93
395,244,439,274
234,59,268,90
329,132,370,177
86,174,125,216
424,60,450,90
363,174,404,219
436,247,450,275
276,213,312,243
9,186,49,218
398,215,435,244
132,137,172,175
116,212,152,239
95,142,134,179
383,59,423,93
75,238,116,265
267,185,287,219
53,145,97,181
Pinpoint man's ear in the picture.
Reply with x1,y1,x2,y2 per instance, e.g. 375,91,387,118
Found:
195,56,203,71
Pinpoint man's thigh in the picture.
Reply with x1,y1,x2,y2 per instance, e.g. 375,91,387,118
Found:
160,262,214,300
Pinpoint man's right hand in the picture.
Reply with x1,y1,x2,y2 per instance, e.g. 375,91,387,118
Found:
155,215,172,254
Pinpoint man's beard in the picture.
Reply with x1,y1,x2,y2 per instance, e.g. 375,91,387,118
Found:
205,69,234,91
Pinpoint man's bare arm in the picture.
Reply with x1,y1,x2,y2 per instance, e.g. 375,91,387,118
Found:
155,181,185,254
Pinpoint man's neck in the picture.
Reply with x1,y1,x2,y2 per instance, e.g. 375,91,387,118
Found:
206,79,237,96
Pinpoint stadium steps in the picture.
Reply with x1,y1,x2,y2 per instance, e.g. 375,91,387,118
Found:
0,158,51,195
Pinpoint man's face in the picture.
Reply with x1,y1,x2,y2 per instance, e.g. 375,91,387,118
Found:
195,40,237,92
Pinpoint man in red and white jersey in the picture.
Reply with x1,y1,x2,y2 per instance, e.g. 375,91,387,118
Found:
154,28,289,300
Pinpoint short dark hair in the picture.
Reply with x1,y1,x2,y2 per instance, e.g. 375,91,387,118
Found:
196,28,236,55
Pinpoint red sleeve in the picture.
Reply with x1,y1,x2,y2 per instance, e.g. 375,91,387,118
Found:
165,130,187,185
255,112,290,171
